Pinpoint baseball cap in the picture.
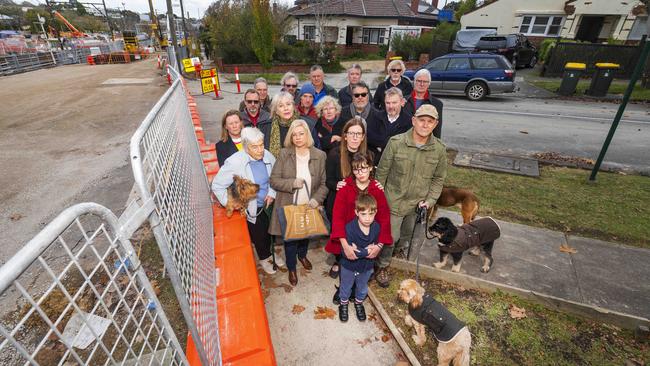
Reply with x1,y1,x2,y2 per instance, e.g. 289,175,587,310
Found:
414,104,439,120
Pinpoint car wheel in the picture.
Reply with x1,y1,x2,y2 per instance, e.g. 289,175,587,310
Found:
466,81,487,101
528,55,538,68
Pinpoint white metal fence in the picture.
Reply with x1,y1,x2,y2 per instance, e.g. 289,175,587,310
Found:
129,74,220,365
0,203,188,365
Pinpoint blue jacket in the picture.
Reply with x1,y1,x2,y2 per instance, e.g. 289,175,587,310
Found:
211,149,276,224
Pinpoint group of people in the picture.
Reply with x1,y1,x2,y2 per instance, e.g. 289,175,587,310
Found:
211,61,447,322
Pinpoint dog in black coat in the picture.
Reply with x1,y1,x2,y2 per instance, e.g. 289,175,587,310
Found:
428,217,500,273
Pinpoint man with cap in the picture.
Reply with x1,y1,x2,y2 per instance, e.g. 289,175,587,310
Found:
373,104,447,288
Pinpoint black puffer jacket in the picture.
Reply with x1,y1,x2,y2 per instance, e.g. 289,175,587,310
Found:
409,294,466,342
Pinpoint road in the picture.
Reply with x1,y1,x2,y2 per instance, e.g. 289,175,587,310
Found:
0,58,168,265
440,95,650,173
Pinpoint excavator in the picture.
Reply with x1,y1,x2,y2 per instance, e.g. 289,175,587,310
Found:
52,10,87,38
147,0,168,48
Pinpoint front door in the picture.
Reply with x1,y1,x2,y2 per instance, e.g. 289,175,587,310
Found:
346,27,353,46
576,16,604,43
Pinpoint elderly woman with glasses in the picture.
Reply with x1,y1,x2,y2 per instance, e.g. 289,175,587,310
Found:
212,127,284,275
314,95,343,153
269,119,328,286
404,69,443,138
373,59,413,111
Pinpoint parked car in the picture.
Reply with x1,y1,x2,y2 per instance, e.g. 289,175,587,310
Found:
403,53,516,101
475,34,538,68
452,29,497,52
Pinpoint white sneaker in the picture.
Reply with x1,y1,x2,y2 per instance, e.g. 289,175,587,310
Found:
259,258,276,275
273,254,286,268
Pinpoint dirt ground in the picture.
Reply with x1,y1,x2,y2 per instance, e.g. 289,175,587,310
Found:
0,58,168,265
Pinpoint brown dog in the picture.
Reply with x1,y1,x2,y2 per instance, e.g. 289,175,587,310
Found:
225,175,259,218
431,187,479,224
398,279,472,366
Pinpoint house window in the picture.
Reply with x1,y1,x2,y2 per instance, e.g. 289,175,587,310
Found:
304,25,315,41
519,15,564,36
629,16,648,40
362,28,386,44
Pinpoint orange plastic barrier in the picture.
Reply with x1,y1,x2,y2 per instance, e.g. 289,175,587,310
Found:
180,83,275,365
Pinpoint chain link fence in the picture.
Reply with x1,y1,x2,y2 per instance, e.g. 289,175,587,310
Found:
0,203,188,365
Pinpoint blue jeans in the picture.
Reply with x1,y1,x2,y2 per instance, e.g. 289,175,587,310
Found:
339,267,373,303
284,239,309,271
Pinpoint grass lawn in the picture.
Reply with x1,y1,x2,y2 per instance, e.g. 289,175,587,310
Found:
444,163,650,248
529,80,650,101
371,267,649,365
221,73,309,85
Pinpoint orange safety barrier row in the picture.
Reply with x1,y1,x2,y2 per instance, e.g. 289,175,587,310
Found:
178,77,276,365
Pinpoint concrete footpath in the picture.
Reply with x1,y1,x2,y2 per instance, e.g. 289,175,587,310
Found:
407,209,650,322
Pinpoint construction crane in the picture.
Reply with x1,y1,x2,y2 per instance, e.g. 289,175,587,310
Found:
52,10,87,38
148,0,168,48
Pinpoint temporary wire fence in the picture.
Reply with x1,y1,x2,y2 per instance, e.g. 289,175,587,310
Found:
0,203,188,365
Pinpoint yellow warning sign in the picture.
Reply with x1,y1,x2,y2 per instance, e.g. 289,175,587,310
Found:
200,68,215,78
182,58,195,73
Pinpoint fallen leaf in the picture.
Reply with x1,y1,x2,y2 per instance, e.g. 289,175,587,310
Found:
519,130,529,134
559,243,577,254
299,268,310,277
368,312,378,321
356,337,372,347
321,270,330,277
509,304,527,319
10,213,22,221
291,304,305,314
151,280,161,296
313,306,336,320
381,334,390,342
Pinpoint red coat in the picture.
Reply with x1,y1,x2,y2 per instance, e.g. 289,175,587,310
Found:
325,177,393,255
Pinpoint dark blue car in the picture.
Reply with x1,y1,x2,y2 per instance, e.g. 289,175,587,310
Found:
404,53,516,101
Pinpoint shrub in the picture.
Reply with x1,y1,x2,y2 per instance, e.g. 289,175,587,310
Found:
538,38,557,64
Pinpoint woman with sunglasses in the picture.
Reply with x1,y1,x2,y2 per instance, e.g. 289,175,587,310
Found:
404,69,443,138
373,59,413,111
326,152,392,305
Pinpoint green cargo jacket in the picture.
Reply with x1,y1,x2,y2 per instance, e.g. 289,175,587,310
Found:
375,128,447,217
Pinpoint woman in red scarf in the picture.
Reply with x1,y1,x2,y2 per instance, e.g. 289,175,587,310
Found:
314,95,342,153
404,69,444,139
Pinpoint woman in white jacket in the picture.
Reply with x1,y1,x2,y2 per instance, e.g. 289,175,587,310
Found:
211,127,284,274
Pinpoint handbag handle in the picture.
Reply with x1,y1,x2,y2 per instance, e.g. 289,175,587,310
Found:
292,181,311,205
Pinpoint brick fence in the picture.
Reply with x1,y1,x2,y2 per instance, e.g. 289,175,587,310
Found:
215,59,310,73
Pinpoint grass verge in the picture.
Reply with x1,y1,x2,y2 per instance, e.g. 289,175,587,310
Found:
445,163,650,248
371,267,649,365
221,73,309,85
529,80,650,101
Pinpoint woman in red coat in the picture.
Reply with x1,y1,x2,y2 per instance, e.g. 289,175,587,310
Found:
326,152,392,303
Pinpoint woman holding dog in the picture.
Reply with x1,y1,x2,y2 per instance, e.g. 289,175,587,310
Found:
269,119,328,286
215,110,244,167
212,127,284,275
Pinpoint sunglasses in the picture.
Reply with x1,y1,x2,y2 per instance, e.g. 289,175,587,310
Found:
284,84,297,88
353,93,368,98
390,68,402,72
245,100,260,104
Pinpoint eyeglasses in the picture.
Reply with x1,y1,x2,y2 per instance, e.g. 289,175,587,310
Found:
352,166,370,173
415,79,429,84
353,93,368,98
390,68,402,73
245,100,260,104
284,84,297,88
346,132,364,138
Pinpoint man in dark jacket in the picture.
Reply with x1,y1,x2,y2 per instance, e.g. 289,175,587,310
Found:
338,64,373,108
366,87,413,165
309,64,337,105
333,81,374,137
404,69,443,139
239,89,271,128
373,59,413,110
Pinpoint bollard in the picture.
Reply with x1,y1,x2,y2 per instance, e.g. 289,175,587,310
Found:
235,66,241,94
86,55,95,66
211,68,223,100
157,55,161,69
166,64,172,85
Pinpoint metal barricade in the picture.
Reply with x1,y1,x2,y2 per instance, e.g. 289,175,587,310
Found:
0,203,188,365
130,78,220,365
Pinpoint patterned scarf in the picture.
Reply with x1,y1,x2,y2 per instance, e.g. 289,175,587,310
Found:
269,111,299,157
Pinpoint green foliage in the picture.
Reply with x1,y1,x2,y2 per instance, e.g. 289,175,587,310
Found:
433,21,460,41
538,38,557,63
203,0,258,63
390,33,431,60
454,0,476,21
251,0,274,68
378,44,388,57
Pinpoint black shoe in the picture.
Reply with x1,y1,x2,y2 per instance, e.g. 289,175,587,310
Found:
339,303,349,322
332,286,340,305
354,302,366,321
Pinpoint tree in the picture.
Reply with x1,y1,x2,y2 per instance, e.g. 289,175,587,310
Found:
251,0,274,68
454,0,476,21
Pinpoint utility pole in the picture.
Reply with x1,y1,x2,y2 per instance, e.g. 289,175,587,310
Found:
179,0,189,49
166,0,181,71
101,0,114,40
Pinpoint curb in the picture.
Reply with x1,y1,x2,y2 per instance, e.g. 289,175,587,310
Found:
368,288,421,366
390,258,649,330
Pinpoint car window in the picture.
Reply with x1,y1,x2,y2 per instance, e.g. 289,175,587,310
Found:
427,58,449,71
471,58,500,69
446,58,471,71
506,36,518,48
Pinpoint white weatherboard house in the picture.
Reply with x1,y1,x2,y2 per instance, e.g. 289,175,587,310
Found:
460,0,648,44
285,0,439,54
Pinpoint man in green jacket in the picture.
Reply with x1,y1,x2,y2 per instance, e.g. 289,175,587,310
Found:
374,104,447,287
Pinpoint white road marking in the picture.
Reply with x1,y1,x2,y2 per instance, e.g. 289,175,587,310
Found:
446,106,650,125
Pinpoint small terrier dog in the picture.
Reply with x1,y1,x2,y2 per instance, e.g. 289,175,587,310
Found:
225,175,259,218
398,279,471,366
431,187,480,224
428,217,501,273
